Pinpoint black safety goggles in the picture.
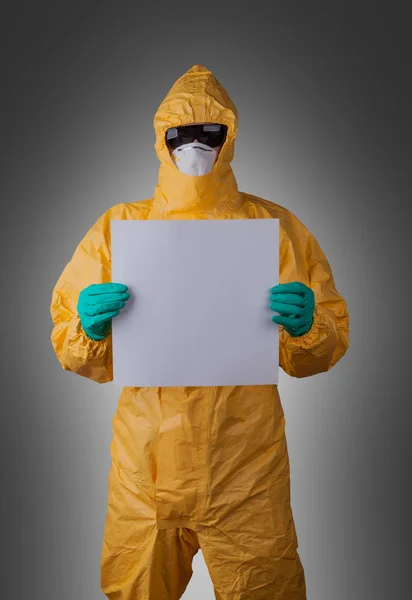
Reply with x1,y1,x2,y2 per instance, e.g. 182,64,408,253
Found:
165,123,228,150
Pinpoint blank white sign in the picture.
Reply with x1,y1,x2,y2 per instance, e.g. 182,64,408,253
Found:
111,219,279,387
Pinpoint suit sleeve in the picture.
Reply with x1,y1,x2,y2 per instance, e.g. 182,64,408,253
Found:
279,227,350,378
50,209,113,383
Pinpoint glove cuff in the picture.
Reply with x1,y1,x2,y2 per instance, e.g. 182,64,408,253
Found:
83,320,112,341
287,316,314,337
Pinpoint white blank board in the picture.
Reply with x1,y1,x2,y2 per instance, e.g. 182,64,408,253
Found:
111,219,279,387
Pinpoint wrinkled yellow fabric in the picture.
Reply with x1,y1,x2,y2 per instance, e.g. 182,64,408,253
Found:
50,65,349,600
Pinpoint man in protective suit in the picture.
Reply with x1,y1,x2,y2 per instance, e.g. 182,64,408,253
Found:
50,65,349,600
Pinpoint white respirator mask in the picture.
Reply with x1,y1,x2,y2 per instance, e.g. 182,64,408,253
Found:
171,142,218,176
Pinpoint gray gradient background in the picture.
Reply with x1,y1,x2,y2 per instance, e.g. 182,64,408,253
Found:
1,2,410,599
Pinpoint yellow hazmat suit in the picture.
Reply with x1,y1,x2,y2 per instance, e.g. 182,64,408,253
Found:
50,65,349,599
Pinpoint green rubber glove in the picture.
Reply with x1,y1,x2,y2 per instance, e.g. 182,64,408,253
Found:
77,283,130,341
269,282,315,337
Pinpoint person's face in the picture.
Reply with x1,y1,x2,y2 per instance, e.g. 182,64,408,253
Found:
166,122,223,157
